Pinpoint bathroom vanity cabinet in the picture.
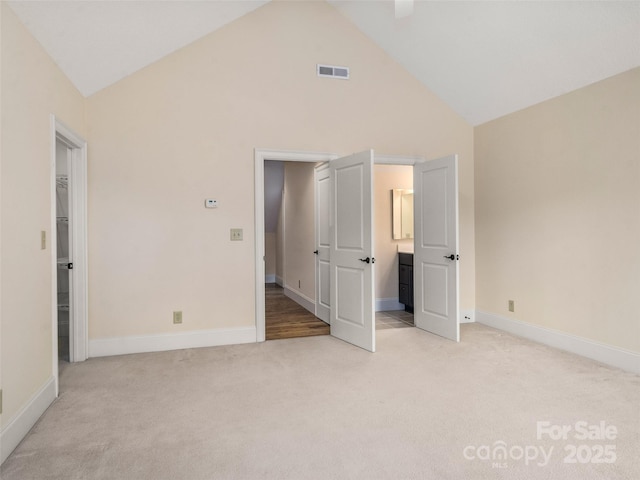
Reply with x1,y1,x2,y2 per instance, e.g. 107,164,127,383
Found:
398,253,413,312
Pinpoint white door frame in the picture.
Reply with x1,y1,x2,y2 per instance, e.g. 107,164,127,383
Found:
50,116,88,393
254,149,338,342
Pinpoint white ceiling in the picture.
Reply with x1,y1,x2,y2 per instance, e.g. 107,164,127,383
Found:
8,0,640,125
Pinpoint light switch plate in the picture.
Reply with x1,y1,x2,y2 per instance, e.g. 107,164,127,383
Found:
230,228,243,241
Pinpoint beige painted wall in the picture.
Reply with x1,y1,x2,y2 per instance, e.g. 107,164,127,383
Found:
85,0,474,340
283,162,316,301
475,68,640,352
264,160,283,280
264,232,276,278
1,3,86,427
374,165,413,300
276,189,284,284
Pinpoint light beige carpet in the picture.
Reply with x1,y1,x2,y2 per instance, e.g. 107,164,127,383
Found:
2,324,639,479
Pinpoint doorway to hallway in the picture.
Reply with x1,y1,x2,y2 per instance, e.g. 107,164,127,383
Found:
265,284,329,340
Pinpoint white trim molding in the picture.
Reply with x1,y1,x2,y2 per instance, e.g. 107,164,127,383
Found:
50,115,89,398
89,327,256,358
374,154,424,165
1,377,56,464
477,310,640,375
284,286,315,315
376,298,404,312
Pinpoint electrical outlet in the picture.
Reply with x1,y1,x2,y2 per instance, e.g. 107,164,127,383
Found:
508,300,515,312
41,231,46,250
230,228,243,241
173,311,183,324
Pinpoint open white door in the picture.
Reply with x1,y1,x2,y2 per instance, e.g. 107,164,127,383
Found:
413,155,460,342
314,163,330,323
329,150,375,352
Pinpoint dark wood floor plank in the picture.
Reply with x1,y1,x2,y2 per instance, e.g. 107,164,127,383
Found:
265,284,329,340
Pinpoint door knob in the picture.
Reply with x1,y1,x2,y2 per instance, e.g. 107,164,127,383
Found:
443,254,459,261
313,250,319,255
359,257,371,264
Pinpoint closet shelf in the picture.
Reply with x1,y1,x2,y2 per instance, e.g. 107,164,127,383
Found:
57,257,70,267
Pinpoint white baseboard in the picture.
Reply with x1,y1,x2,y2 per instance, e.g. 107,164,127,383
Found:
1,376,56,465
275,275,283,287
282,290,408,314
460,309,475,323
376,298,404,312
476,310,640,375
265,274,276,284
89,326,256,358
283,286,315,315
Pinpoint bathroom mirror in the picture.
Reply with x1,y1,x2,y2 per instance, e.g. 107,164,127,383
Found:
392,189,414,239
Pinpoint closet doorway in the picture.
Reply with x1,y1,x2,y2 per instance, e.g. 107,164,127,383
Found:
56,138,72,361
52,117,88,388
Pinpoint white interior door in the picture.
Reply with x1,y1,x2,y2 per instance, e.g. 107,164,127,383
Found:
314,163,330,323
413,155,460,342
329,150,375,352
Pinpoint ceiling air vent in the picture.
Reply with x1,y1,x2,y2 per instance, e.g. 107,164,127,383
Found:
317,64,350,80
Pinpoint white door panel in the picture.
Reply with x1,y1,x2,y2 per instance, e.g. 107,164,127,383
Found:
335,266,364,326
422,263,448,318
330,150,375,352
335,164,365,249
414,155,459,342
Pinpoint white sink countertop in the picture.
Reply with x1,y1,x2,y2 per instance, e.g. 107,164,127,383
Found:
397,244,414,254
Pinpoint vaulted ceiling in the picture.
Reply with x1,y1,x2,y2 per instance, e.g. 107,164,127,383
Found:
8,0,640,125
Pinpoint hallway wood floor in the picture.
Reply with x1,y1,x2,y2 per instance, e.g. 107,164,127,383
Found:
265,283,330,340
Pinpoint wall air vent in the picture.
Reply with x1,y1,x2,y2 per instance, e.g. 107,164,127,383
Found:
317,64,350,80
